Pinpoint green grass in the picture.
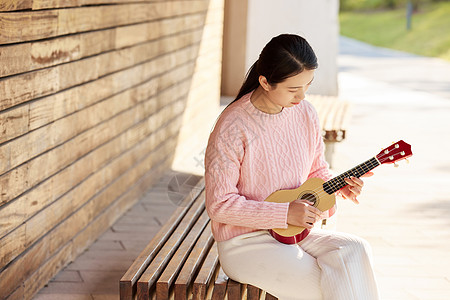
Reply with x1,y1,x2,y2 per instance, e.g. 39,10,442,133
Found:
339,2,450,61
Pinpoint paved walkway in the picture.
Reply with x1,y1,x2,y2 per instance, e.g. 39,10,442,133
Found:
335,36,450,300
35,37,450,299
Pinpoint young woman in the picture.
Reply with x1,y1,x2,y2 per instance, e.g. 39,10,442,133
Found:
204,34,379,300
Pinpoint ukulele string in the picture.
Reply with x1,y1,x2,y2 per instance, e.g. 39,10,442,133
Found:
303,157,380,199
299,154,400,203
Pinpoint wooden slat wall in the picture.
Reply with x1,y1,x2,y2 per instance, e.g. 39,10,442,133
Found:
0,0,224,299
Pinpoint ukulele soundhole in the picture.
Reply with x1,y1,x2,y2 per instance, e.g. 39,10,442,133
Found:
299,192,318,207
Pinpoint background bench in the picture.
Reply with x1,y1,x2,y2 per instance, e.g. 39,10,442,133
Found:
308,95,351,168
120,178,278,300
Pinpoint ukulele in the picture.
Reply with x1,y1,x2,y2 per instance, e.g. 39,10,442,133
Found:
265,140,413,244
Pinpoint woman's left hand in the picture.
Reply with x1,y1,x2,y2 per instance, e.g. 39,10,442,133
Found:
340,172,374,204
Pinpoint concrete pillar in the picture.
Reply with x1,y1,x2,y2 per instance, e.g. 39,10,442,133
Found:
221,0,339,97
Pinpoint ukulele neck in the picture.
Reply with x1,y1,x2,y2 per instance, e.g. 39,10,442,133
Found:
323,157,380,194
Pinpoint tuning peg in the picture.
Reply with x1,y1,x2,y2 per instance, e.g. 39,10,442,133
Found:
405,158,410,164
394,162,399,168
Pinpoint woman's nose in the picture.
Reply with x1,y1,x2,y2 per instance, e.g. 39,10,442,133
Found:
296,90,305,100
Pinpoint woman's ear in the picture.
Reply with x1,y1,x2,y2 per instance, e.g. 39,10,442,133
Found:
258,76,271,91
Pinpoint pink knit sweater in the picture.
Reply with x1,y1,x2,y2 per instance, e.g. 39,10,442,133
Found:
204,92,334,242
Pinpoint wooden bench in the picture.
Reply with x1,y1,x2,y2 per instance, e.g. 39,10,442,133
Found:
307,95,351,168
120,178,278,300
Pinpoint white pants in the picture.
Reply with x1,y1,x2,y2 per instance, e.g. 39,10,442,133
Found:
217,229,379,300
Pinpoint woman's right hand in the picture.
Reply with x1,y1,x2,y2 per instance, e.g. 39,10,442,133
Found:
286,199,323,229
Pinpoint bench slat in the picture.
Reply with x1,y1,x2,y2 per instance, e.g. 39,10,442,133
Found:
174,225,215,300
119,178,204,300
227,280,245,300
307,95,350,143
265,293,278,300
322,98,340,131
192,243,219,300
334,101,350,141
136,191,206,300
323,99,341,141
211,267,228,300
156,211,210,300
247,285,261,300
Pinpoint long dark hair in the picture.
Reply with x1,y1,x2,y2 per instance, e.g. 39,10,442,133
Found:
231,34,318,105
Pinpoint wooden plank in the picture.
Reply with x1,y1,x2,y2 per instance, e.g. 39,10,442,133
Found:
0,45,199,148
204,270,218,300
265,293,278,300
322,99,348,142
0,225,26,269
0,60,195,216
22,238,73,300
227,280,245,300
0,132,178,299
192,243,219,300
0,27,202,113
0,81,190,229
73,153,172,264
0,0,208,12
0,30,111,78
0,227,57,299
211,267,228,300
323,98,339,132
0,54,196,202
0,0,32,11
334,101,350,141
1,106,185,264
0,2,209,44
174,226,214,300
0,103,186,270
23,151,172,300
0,78,190,219
4,284,24,300
156,212,210,300
308,95,331,129
0,92,158,239
307,95,351,142
120,178,205,300
0,105,29,144
319,98,335,132
136,192,207,300
31,0,82,10
247,285,261,300
27,47,196,130
0,13,205,78
0,81,140,172
329,101,344,141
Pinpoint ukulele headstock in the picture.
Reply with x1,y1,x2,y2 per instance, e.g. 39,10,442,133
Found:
376,140,412,165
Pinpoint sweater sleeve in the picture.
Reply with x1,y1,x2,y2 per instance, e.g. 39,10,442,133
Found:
204,113,289,230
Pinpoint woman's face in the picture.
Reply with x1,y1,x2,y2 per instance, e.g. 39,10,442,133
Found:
262,69,315,110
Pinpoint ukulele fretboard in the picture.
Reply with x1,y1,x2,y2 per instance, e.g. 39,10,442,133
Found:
323,157,380,194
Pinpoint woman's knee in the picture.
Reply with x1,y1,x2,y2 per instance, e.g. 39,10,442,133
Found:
340,235,373,261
